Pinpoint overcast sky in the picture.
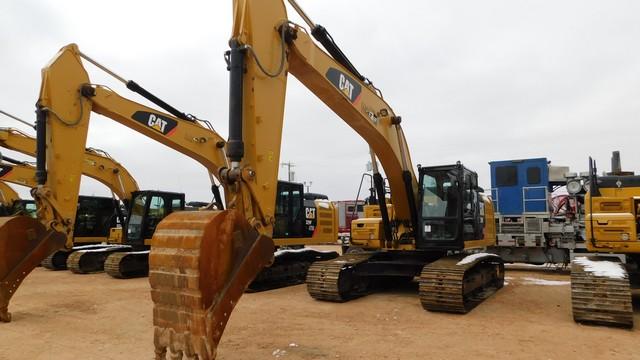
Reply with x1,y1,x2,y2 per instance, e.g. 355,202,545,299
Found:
1,0,639,203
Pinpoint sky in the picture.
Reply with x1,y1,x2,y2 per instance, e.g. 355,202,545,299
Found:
1,0,639,203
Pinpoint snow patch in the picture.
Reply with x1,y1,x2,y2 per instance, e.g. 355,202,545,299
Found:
522,277,570,286
76,245,131,253
317,200,331,209
122,250,150,255
272,349,287,358
573,257,627,279
457,252,500,266
274,248,335,257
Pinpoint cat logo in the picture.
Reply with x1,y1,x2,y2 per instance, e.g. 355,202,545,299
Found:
326,68,362,104
338,74,355,99
148,114,167,133
131,111,178,136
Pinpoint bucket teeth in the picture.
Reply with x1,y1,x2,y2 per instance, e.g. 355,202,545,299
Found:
150,210,274,359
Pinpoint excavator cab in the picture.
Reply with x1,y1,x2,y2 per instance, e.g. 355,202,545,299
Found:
273,181,305,238
418,163,484,250
125,190,185,246
73,196,120,243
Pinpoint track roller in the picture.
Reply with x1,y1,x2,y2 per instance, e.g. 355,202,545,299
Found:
105,251,150,279
571,256,633,328
306,252,374,302
419,253,504,313
67,245,132,274
248,248,339,292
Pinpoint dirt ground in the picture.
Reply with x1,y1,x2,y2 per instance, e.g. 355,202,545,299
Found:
1,250,638,360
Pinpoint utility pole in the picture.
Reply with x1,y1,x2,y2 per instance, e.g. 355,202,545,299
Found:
304,181,312,192
280,161,295,181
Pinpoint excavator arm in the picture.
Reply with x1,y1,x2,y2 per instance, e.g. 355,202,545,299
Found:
0,181,20,209
27,43,230,245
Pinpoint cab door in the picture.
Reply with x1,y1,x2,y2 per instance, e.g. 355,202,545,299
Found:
417,164,464,251
274,181,305,238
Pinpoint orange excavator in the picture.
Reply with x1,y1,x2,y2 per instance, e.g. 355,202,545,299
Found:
0,1,502,359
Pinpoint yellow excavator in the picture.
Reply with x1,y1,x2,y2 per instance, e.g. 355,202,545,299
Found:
571,151,640,328
0,121,196,277
0,156,184,274
0,1,502,358
0,124,156,272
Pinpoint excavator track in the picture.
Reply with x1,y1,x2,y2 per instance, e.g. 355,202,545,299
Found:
150,210,274,360
419,253,504,314
306,252,374,302
41,252,68,270
248,248,339,292
571,256,633,328
41,244,114,270
67,245,132,274
105,251,150,279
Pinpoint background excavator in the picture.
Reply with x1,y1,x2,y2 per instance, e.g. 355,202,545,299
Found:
571,151,640,328
0,156,186,275
1,115,198,277
0,1,501,359
0,122,165,274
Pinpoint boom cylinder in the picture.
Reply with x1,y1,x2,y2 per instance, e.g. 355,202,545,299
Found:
227,40,245,164
35,107,47,185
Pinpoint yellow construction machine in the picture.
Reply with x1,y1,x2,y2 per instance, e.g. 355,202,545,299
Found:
1,116,197,277
0,156,188,274
571,151,640,328
0,1,501,358
0,124,156,272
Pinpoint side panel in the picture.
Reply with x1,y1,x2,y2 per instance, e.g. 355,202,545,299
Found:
585,185,640,253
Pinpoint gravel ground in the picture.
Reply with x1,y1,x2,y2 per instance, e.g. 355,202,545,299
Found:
1,253,638,360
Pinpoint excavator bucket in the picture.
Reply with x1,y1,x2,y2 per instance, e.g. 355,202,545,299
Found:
0,216,65,322
150,210,274,360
